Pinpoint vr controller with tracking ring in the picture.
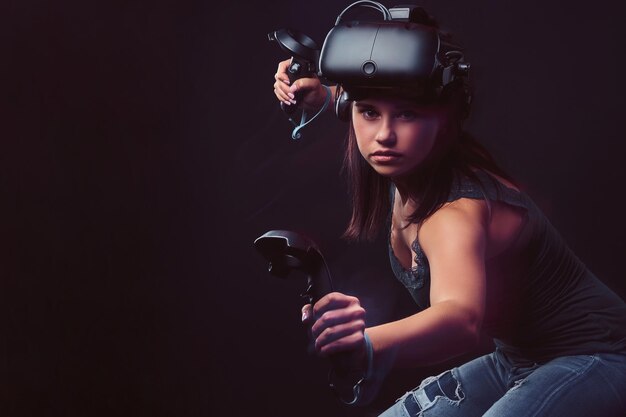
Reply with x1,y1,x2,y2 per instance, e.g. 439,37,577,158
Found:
254,230,334,307
267,30,320,116
269,1,471,130
254,230,377,405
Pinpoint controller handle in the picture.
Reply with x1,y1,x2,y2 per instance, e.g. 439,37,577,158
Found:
254,229,372,404
268,29,320,115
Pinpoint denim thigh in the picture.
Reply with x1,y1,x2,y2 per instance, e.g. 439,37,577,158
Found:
377,351,626,417
377,353,507,417
483,352,626,417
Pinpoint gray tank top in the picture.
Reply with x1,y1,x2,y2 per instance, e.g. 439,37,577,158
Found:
388,171,626,362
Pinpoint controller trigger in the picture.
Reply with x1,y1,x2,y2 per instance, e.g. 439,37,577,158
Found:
300,282,314,303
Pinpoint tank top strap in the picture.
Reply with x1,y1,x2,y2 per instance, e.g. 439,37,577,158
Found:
448,170,528,210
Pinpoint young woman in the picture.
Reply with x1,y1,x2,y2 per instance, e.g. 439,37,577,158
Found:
272,9,626,417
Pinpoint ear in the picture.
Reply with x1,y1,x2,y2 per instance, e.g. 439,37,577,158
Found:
441,80,471,121
334,87,352,122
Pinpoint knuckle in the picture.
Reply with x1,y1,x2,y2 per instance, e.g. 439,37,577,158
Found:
332,291,347,302
315,339,327,354
312,302,322,316
347,305,364,320
321,326,334,339
352,333,364,346
349,295,361,305
319,310,334,324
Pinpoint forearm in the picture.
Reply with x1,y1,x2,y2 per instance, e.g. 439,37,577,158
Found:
366,300,481,370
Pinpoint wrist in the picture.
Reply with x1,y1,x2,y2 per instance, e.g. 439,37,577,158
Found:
307,84,333,111
362,332,374,379
324,85,337,110
315,85,332,111
328,332,377,405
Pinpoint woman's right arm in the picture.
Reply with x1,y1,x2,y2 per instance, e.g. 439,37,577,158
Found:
273,59,337,111
306,199,489,371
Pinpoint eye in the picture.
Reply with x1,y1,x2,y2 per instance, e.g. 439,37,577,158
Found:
358,109,379,120
396,110,418,121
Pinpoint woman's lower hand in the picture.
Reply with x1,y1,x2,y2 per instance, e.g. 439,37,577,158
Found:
301,292,367,370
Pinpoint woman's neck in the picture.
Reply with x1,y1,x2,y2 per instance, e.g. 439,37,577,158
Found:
391,176,423,212
391,164,432,206
392,178,411,205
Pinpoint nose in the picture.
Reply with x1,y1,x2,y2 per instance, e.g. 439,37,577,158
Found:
375,118,396,146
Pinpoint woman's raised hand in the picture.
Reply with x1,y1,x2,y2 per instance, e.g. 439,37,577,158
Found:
273,59,333,111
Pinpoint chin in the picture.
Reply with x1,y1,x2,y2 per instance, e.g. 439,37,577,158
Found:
371,160,420,178
372,166,409,179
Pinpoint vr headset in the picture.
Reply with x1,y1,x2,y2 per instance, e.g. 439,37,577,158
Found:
270,1,471,123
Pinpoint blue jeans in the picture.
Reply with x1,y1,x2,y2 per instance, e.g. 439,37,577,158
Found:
378,349,626,416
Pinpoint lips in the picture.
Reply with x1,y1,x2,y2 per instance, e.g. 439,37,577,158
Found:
370,150,402,163
371,150,402,157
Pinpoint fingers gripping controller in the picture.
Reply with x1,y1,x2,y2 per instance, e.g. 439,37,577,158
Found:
269,30,332,140
268,30,320,116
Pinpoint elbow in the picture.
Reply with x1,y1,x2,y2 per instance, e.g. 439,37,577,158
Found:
464,312,483,349
461,318,481,348
448,303,483,349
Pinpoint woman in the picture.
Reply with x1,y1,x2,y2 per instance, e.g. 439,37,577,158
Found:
272,8,626,416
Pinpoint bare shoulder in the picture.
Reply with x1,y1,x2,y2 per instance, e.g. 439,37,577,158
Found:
419,196,526,260
419,198,489,248
414,199,489,279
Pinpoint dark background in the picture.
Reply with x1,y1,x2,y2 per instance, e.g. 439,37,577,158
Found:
3,1,626,416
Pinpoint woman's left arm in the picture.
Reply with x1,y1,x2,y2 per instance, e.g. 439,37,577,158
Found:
367,198,489,368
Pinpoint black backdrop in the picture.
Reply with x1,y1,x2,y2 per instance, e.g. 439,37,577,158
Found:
4,1,626,416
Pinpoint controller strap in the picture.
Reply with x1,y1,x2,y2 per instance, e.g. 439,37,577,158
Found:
328,332,375,405
288,85,332,140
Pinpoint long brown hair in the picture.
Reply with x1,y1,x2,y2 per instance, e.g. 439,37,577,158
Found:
341,10,514,242
342,116,515,242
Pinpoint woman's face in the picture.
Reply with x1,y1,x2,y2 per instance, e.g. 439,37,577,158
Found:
352,97,455,179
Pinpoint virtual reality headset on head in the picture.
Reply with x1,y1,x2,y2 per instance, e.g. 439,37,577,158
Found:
270,1,471,123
